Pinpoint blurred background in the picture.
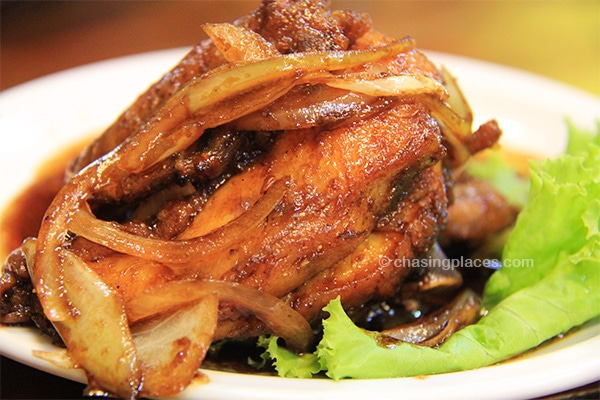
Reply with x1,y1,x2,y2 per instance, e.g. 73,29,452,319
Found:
0,1,599,399
1,0,599,96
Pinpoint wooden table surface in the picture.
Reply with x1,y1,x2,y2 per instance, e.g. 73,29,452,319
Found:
1,1,599,399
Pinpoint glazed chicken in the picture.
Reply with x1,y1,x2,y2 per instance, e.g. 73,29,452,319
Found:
0,0,508,398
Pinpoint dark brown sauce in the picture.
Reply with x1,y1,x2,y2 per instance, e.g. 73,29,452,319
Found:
0,140,87,257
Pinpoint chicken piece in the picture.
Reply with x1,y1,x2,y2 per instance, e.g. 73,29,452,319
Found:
443,172,518,243
0,0,507,397
4,0,489,342
284,165,448,324
175,100,445,290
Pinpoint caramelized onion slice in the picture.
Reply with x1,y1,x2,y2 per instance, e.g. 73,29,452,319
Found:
203,23,279,62
324,73,447,99
33,174,96,320
440,65,473,125
233,73,446,132
57,250,141,398
125,280,313,352
379,289,479,347
233,85,389,131
418,94,472,166
132,295,218,397
66,178,287,264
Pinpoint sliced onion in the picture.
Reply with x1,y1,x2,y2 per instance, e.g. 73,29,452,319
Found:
131,295,218,397
420,94,471,138
440,65,473,125
57,250,141,398
324,73,447,99
233,73,445,132
32,349,76,370
418,94,472,166
401,241,463,297
233,84,390,131
203,23,279,62
380,289,479,347
66,178,286,264
33,176,93,320
125,280,313,352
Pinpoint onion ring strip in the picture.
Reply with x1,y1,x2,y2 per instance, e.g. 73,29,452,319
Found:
67,178,287,264
324,73,447,99
58,250,141,398
125,280,313,352
419,94,472,166
203,23,279,62
116,38,417,174
131,294,218,397
233,86,389,132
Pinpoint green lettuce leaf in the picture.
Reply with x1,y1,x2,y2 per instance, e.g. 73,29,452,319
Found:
483,121,600,307
565,118,600,156
257,336,320,378
465,151,530,208
260,122,600,379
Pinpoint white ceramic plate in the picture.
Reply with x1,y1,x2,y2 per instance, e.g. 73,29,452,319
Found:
1,49,599,400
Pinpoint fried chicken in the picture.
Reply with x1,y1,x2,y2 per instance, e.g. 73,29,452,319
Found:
1,1,505,397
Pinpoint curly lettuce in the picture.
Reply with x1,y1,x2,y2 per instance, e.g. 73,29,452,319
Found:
260,121,600,379
464,150,530,208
